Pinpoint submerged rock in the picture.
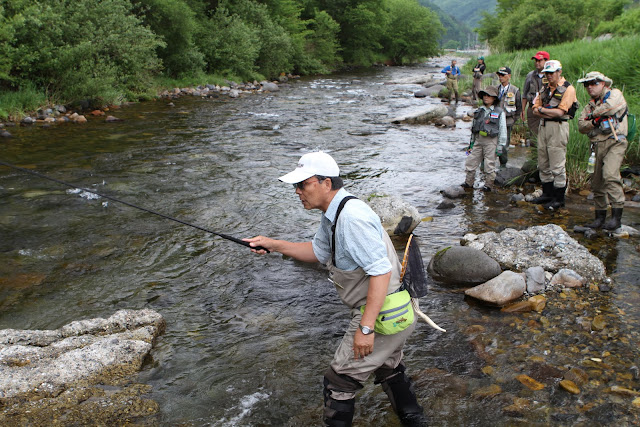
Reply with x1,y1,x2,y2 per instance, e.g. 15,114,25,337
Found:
390,104,448,124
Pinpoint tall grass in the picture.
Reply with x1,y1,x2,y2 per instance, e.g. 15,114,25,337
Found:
466,35,640,188
0,85,49,121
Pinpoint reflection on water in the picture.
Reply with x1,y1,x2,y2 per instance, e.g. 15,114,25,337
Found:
2,62,640,425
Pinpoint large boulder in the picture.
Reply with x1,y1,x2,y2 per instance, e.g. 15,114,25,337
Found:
390,104,448,124
368,195,421,236
465,271,526,306
427,246,502,286
461,224,607,282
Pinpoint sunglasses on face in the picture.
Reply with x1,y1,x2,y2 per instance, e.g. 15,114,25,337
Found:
293,177,319,190
583,81,601,87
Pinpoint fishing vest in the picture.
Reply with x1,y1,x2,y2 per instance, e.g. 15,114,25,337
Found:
327,196,402,309
471,106,503,138
541,80,578,120
586,88,629,141
525,71,545,104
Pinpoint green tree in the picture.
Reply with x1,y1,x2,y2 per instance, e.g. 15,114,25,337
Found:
199,7,261,80
0,0,163,102
135,0,205,77
298,9,342,73
382,0,442,64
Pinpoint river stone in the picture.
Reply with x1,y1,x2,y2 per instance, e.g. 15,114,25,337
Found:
0,309,165,400
260,81,279,92
610,224,640,238
550,268,586,288
525,266,546,293
465,270,526,306
441,185,466,199
428,246,502,286
367,195,420,236
460,224,606,283
414,88,429,98
434,116,455,127
389,104,448,124
559,379,581,394
495,167,529,187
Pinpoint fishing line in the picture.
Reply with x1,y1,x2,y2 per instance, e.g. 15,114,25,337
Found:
0,160,268,252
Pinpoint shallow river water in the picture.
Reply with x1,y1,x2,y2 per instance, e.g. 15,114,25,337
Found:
2,60,640,426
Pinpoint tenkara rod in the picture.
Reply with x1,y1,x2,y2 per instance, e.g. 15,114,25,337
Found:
0,160,268,252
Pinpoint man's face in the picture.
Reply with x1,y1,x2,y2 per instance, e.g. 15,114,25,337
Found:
451,60,457,67
545,70,561,86
294,176,331,210
534,58,546,72
584,80,606,99
498,73,510,85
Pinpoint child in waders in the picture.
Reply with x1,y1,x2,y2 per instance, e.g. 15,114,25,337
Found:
461,85,507,191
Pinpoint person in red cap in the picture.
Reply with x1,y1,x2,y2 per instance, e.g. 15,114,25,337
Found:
522,51,550,145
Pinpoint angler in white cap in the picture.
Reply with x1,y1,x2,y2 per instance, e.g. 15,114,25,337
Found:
531,59,579,210
245,151,427,426
577,71,629,231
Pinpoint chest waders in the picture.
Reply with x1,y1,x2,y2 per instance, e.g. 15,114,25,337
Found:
322,196,426,427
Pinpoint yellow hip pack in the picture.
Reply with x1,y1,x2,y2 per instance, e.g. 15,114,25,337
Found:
360,289,414,335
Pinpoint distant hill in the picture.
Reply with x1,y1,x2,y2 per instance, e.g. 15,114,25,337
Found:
435,0,497,29
419,0,475,49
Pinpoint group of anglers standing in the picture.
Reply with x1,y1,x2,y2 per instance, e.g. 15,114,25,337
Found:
460,51,630,231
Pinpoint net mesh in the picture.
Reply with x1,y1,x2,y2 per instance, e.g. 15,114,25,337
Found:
400,234,429,298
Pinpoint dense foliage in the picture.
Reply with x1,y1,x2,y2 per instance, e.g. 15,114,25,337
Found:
0,0,443,109
477,0,637,51
419,0,475,50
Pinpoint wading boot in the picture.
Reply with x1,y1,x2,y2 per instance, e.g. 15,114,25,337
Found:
379,365,427,427
544,186,566,210
531,182,554,204
585,210,607,229
603,208,623,231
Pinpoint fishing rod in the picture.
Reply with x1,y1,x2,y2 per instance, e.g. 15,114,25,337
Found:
0,160,268,252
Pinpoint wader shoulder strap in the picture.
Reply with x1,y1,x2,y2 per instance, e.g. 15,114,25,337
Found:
331,196,358,266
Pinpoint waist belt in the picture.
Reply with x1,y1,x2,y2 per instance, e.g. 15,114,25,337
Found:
542,118,568,124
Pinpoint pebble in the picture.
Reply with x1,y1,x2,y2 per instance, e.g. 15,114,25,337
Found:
559,379,581,394
516,374,545,390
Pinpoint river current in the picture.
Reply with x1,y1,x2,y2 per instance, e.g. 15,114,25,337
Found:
1,60,640,426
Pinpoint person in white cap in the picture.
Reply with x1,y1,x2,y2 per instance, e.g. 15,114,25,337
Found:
577,71,629,230
531,59,579,210
245,151,426,426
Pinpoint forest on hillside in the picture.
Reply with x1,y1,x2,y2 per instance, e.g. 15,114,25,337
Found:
477,0,640,51
0,0,443,109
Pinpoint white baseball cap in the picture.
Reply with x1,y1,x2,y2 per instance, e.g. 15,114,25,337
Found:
279,151,340,183
543,60,562,72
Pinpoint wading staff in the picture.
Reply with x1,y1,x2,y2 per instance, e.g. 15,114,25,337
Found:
0,160,268,252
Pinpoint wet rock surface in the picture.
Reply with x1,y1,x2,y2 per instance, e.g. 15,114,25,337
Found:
462,224,607,282
368,195,421,236
427,246,502,286
0,309,165,425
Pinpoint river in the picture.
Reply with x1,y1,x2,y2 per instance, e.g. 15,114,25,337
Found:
2,59,640,426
